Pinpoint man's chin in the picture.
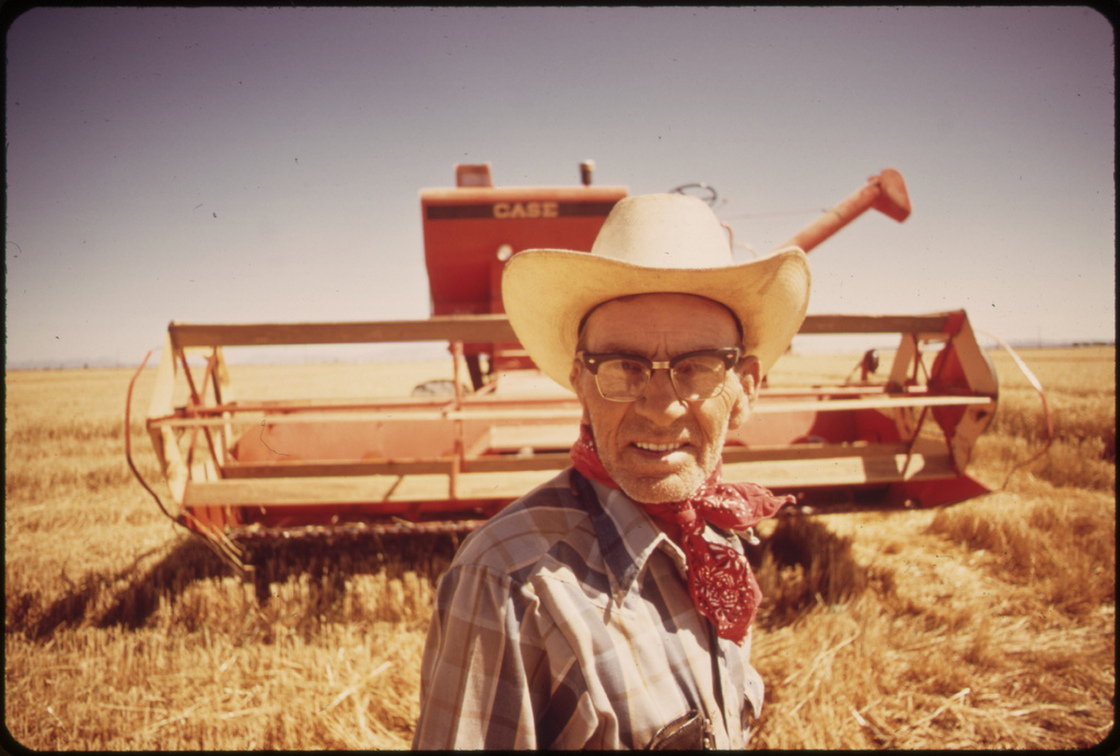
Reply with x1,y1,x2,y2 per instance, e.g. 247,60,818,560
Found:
615,471,704,505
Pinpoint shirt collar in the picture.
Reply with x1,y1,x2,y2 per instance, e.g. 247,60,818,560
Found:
585,478,689,601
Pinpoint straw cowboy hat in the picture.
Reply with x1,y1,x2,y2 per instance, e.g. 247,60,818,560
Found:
501,193,811,390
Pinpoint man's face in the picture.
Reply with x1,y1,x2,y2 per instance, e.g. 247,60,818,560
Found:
570,293,761,503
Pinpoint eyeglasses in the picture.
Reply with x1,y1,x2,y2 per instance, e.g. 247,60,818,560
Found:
578,347,740,402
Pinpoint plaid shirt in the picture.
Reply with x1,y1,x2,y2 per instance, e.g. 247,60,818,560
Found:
412,468,764,750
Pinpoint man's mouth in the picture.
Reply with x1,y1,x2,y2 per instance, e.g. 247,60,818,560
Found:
632,440,688,454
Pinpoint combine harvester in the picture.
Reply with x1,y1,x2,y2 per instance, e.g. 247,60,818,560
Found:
128,162,1004,577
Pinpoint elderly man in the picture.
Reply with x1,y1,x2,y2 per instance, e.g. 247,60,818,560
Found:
412,193,810,750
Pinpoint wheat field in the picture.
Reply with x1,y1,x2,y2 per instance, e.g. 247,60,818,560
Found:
4,346,1114,750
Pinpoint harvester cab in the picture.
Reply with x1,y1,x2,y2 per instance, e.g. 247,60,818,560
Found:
128,162,1002,575
419,160,626,389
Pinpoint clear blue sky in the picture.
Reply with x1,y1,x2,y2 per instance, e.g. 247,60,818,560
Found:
5,6,1115,368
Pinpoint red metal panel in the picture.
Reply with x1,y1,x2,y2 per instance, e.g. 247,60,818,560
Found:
420,185,627,316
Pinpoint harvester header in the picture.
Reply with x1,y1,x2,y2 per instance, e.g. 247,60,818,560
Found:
128,162,1002,578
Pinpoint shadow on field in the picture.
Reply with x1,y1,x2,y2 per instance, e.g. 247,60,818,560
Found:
8,532,461,641
748,516,872,629
6,537,229,640
242,531,460,604
9,518,865,640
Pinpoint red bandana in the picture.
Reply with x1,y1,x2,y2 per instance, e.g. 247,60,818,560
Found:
570,424,793,645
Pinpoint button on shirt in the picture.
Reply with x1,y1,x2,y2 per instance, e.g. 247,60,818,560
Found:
412,468,764,750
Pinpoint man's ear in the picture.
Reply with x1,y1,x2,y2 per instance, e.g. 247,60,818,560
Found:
739,355,761,402
570,358,592,424
729,355,761,428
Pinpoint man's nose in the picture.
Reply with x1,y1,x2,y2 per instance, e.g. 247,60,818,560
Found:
634,369,688,424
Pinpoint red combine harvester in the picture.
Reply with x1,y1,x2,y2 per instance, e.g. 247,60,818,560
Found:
128,162,1000,573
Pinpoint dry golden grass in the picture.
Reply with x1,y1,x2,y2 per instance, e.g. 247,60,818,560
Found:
5,346,1115,749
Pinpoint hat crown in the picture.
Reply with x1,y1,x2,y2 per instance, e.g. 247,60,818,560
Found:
590,194,733,269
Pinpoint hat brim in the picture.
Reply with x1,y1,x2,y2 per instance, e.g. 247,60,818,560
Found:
501,246,810,390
